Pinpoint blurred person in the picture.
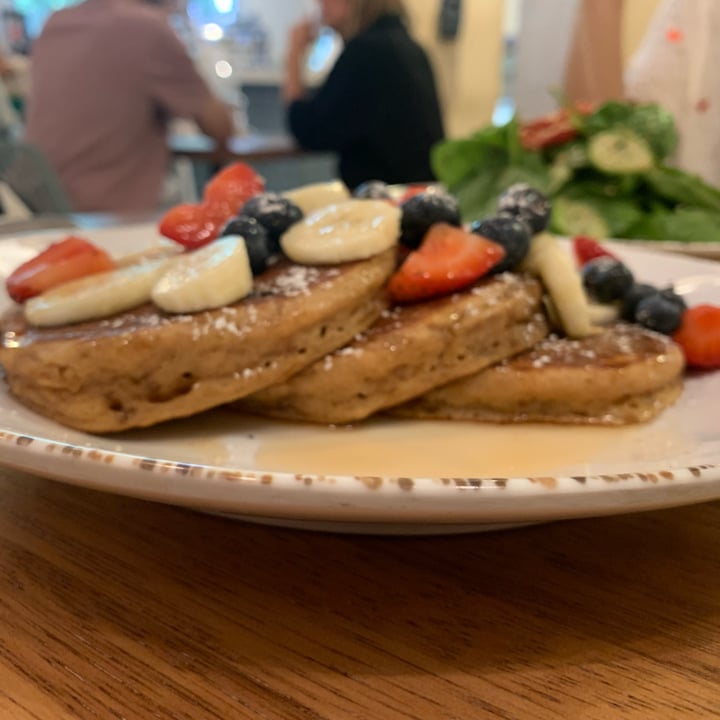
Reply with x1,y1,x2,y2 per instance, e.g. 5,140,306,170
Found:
24,0,234,213
283,0,444,190
564,0,720,187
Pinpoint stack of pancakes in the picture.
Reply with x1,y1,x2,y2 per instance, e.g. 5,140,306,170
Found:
0,250,685,433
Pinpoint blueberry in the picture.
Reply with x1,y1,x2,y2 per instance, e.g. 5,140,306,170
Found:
621,282,658,321
353,180,392,200
219,214,275,275
497,183,551,234
469,215,531,273
400,192,461,248
581,257,635,303
240,192,303,247
635,294,685,335
658,287,687,312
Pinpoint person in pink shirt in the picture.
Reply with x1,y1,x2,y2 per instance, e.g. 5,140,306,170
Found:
25,0,233,213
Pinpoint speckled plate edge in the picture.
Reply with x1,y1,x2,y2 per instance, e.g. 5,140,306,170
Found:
0,426,719,528
2,226,720,534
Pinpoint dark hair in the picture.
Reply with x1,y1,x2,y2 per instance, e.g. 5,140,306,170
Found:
348,0,408,36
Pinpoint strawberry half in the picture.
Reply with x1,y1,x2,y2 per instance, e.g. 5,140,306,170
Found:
572,235,618,266
5,236,116,303
388,223,505,303
672,304,720,369
158,201,232,250
203,161,265,211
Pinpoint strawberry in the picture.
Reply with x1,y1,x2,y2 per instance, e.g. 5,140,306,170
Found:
158,201,232,249
5,236,115,303
388,223,505,303
672,304,720,369
202,161,265,211
397,184,431,205
572,235,618,266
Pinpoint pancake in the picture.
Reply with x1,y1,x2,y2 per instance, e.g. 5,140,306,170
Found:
0,249,396,433
391,323,685,425
238,273,549,424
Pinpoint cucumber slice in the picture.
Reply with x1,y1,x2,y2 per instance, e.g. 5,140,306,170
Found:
551,197,610,239
588,129,654,175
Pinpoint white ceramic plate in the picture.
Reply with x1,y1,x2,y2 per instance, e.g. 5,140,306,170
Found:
1,227,719,534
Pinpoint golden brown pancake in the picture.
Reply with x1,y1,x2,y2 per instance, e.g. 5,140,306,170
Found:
391,323,685,425
0,250,396,433
238,273,549,424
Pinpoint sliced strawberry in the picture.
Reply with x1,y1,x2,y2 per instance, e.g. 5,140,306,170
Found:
572,235,618,266
203,161,265,211
5,236,115,303
388,223,505,303
397,184,432,205
158,201,233,249
672,304,720,369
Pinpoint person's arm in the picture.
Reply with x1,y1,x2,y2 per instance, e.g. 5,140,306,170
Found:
285,39,376,152
564,0,625,106
146,19,234,145
283,19,316,104
195,95,234,146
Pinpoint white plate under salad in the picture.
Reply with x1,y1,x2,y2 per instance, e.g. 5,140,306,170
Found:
0,225,719,535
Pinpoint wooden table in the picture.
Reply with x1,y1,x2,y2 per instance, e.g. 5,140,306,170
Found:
1,466,719,719
169,132,301,163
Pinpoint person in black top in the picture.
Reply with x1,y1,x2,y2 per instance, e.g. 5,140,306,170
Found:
284,0,445,190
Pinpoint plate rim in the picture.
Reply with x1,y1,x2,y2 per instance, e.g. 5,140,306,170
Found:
2,225,720,529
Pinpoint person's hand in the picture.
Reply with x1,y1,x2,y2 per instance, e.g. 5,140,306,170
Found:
284,18,317,104
288,19,318,59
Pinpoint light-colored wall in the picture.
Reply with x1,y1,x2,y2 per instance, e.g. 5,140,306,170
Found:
405,0,505,138
514,0,663,119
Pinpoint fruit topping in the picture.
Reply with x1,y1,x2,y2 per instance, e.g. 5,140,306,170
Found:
219,215,275,275
497,183,551,234
672,304,720,369
6,236,116,303
520,232,599,338
151,236,253,314
634,293,685,335
24,257,172,327
158,201,230,250
469,215,531,273
581,256,635,303
620,282,658,321
281,200,400,265
239,192,303,250
202,161,265,211
572,235,619,266
283,180,350,215
352,180,392,200
388,223,504,303
399,191,462,248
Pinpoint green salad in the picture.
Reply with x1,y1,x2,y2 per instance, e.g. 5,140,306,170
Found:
431,101,720,243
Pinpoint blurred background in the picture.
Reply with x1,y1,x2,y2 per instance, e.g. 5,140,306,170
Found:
0,0,663,215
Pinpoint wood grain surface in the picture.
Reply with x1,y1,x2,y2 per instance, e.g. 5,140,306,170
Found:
1,468,719,720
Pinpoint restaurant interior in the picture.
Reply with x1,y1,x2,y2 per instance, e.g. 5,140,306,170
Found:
0,0,667,210
1,1,720,719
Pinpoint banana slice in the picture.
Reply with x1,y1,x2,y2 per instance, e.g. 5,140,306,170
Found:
283,181,350,215
587,301,620,326
151,235,253,314
520,232,600,338
25,257,173,327
281,200,400,265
